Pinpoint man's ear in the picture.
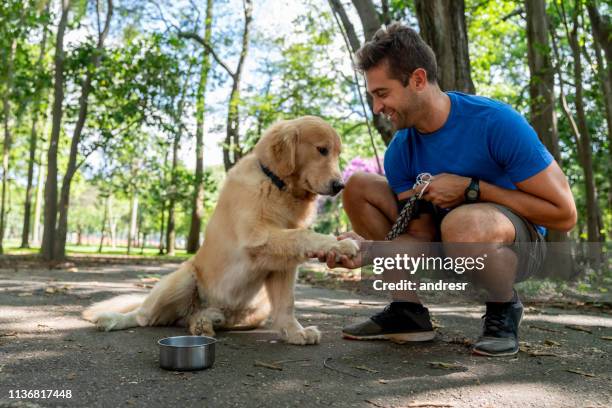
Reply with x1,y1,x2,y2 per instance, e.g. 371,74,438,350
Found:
255,120,299,177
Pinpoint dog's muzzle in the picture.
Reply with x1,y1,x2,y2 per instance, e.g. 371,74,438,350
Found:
330,180,345,196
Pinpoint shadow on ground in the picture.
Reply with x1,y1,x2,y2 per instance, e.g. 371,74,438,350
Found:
0,259,610,407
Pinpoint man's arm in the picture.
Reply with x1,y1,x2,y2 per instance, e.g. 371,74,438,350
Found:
418,161,577,232
480,161,577,231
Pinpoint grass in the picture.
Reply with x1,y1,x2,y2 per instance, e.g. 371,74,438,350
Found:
2,239,191,261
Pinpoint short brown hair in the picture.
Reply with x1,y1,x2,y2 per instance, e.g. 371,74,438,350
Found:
354,23,438,85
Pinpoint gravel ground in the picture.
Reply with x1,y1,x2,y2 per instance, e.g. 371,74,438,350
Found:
0,260,610,408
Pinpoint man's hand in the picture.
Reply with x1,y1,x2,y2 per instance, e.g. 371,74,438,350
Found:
306,231,365,269
415,173,470,209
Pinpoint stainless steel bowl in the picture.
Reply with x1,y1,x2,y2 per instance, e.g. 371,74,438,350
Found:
158,335,216,371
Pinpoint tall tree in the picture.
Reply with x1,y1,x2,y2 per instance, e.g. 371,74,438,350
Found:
0,0,29,253
414,0,475,94
186,0,214,254
328,0,394,145
180,0,253,171
166,60,194,256
41,0,71,261
526,0,560,161
54,0,113,260
552,0,602,247
526,0,567,246
21,2,51,248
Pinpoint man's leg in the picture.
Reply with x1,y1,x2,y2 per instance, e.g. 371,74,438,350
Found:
341,172,436,341
440,203,531,356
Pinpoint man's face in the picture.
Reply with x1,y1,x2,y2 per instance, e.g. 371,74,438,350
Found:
365,61,422,130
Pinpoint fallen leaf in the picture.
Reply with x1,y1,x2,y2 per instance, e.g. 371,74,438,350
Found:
566,368,595,377
377,379,388,384
528,351,561,357
17,292,33,297
600,336,612,341
45,287,57,294
565,325,593,334
544,339,561,347
353,365,379,374
66,372,76,380
428,361,465,370
0,331,17,337
140,277,160,283
528,324,565,334
254,360,282,371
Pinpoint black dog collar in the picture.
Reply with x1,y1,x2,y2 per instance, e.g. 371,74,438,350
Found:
259,162,286,191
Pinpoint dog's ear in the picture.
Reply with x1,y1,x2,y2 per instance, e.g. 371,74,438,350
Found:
255,120,299,177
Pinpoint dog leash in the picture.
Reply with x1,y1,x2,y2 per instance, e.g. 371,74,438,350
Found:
385,173,433,241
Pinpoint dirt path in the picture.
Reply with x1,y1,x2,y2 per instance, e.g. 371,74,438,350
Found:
0,260,610,407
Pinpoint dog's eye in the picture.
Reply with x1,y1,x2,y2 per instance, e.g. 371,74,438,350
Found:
317,146,329,156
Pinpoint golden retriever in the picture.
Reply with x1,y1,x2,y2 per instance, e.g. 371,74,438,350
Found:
82,116,358,345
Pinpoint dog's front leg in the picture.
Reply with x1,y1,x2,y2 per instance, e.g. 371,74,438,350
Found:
265,269,320,345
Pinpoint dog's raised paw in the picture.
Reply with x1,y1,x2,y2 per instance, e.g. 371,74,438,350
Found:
285,326,321,345
331,239,359,258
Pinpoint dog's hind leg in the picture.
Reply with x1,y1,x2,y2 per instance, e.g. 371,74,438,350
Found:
90,260,199,332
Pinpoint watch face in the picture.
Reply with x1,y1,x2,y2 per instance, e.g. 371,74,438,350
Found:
467,190,478,200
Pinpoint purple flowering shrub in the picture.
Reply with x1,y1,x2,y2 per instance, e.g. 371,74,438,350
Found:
313,156,384,234
341,156,384,181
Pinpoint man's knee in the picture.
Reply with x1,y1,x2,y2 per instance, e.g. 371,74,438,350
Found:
342,172,380,209
440,204,514,243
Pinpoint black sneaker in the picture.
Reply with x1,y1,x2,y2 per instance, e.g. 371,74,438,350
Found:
472,295,523,357
342,302,435,342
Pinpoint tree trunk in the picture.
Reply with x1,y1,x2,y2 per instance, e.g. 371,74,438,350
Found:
329,0,394,144
222,0,252,171
552,1,603,258
109,194,116,248
567,5,601,246
33,147,45,246
525,0,569,247
526,0,561,161
41,0,71,261
158,199,166,255
54,0,113,261
21,1,50,249
0,37,17,254
127,193,138,255
166,132,179,256
98,195,109,253
187,0,214,253
414,0,475,94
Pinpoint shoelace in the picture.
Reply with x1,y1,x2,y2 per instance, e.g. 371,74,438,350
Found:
481,310,510,335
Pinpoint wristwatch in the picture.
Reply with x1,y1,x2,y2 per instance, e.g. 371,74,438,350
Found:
464,177,480,203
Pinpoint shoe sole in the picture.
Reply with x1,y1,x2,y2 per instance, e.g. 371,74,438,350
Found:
343,331,436,342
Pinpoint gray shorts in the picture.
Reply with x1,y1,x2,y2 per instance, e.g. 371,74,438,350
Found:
487,204,547,282
432,203,545,282
404,200,546,282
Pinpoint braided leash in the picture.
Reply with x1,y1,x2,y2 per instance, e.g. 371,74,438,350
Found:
385,173,433,241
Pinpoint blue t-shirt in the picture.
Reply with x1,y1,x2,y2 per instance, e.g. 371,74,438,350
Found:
384,92,553,235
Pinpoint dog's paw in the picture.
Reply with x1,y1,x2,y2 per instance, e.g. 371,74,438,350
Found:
189,317,216,337
329,238,359,258
95,312,122,332
284,326,321,345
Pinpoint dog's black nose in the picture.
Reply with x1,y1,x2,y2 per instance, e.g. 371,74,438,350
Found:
331,180,345,196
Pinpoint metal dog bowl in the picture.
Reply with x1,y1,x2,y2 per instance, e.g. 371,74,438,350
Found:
158,335,216,371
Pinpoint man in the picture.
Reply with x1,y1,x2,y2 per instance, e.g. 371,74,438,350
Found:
318,23,576,356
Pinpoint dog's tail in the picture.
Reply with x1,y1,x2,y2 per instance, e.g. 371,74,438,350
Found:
82,294,146,322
